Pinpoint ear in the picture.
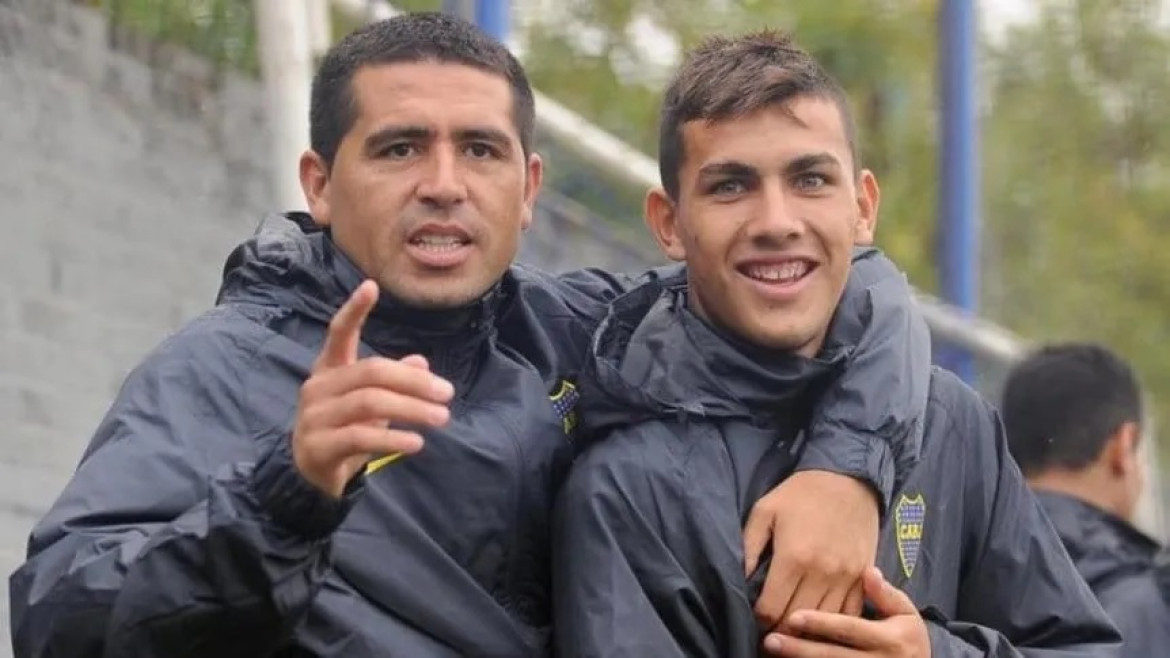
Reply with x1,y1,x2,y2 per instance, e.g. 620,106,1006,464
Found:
644,187,687,262
853,168,880,246
1105,421,1141,477
300,150,332,227
520,152,543,232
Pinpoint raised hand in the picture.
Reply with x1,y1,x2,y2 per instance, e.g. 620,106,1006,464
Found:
291,280,455,498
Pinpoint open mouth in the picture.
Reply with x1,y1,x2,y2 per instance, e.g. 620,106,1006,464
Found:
406,226,474,268
409,234,471,252
734,258,818,302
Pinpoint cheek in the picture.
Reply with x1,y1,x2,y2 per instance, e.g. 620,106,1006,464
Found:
808,207,862,255
334,170,379,214
680,214,722,256
475,172,526,210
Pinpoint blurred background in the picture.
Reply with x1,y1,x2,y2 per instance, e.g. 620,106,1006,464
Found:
1,0,1168,651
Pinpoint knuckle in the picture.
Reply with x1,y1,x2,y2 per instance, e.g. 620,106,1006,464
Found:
821,558,851,578
361,356,385,374
365,357,399,385
336,428,365,454
298,402,326,433
753,606,779,627
300,375,324,402
753,496,781,514
292,434,322,470
753,590,783,626
812,558,840,577
348,358,374,382
789,548,816,568
354,389,385,417
746,503,777,526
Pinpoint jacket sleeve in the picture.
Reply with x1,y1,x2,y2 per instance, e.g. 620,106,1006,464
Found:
553,436,755,658
794,247,930,513
929,395,1121,657
553,264,682,303
922,617,1120,657
7,330,352,658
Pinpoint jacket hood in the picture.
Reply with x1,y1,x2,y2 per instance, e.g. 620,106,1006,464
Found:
1035,491,1162,589
216,213,502,372
578,280,849,438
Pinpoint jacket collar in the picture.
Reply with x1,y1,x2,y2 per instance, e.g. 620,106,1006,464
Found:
218,212,501,386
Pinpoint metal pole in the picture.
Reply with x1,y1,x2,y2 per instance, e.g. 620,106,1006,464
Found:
475,0,511,44
254,0,313,212
442,0,510,45
937,0,980,383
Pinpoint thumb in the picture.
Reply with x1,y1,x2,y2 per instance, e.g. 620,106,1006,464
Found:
742,508,774,577
863,567,916,617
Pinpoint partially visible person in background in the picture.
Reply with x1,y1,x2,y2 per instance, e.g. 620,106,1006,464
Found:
1003,342,1170,657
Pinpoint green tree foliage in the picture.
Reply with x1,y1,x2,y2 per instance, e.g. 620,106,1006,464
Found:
982,0,1170,434
83,0,260,74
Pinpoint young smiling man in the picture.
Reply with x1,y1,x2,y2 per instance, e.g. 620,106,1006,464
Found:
11,14,931,658
553,30,1120,658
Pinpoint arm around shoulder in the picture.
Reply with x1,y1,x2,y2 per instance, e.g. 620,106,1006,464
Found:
797,247,931,512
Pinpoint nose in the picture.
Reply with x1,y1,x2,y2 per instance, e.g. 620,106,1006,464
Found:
416,143,467,209
750,178,804,242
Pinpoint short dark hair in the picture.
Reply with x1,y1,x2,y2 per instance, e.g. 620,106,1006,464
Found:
657,30,858,200
1002,343,1143,476
309,12,535,168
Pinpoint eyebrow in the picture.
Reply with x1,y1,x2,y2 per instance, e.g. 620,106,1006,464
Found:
363,125,432,155
697,152,844,180
785,152,843,175
697,160,758,179
455,127,512,148
363,125,513,155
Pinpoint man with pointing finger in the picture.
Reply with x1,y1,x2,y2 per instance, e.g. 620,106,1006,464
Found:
10,13,930,658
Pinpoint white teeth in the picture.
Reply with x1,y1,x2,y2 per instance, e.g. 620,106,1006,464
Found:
745,261,809,283
412,235,466,251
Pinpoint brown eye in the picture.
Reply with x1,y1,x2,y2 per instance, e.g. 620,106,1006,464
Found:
382,143,417,159
465,142,497,159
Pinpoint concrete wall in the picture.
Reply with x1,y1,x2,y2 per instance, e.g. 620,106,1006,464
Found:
0,2,276,647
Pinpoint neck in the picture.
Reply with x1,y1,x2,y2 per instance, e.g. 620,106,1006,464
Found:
684,288,826,359
1028,471,1132,523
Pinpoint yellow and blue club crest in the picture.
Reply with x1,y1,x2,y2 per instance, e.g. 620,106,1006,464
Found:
550,379,579,435
895,493,926,579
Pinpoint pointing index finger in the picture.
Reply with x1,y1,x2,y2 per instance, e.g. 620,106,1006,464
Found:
315,280,379,371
